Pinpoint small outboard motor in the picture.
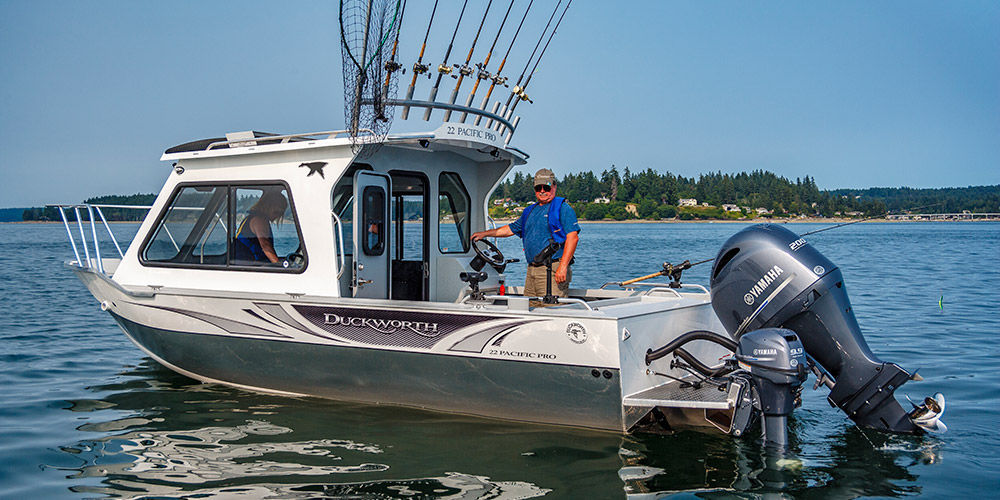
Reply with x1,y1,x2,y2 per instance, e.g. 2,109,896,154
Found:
710,224,944,434
735,328,807,448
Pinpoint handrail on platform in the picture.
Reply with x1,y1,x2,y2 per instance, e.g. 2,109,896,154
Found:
47,203,153,274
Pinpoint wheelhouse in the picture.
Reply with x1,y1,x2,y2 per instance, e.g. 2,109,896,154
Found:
110,126,527,303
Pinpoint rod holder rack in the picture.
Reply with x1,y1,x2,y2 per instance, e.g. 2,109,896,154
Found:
370,98,519,142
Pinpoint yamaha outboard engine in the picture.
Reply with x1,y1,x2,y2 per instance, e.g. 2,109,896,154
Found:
735,328,807,448
710,224,944,434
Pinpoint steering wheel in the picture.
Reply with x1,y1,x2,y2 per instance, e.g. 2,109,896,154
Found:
472,238,506,271
284,247,305,268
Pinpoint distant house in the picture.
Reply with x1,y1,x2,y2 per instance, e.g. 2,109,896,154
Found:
678,198,697,207
701,202,714,207
625,203,639,217
722,204,740,212
593,196,610,204
755,207,772,215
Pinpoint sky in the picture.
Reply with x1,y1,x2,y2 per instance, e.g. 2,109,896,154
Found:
1,0,997,207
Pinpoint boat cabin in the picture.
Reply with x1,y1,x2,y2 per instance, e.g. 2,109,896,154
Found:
110,125,527,304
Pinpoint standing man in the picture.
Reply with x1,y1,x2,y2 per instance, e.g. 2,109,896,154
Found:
472,168,580,306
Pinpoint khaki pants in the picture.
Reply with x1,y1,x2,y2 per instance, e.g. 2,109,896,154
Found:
524,263,571,307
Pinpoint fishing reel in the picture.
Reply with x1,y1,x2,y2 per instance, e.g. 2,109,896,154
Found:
452,62,474,78
413,62,430,78
662,260,692,288
384,60,403,73
437,63,452,75
491,74,508,87
475,62,492,81
512,85,532,103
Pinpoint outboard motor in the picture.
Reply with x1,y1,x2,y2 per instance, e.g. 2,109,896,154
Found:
710,224,944,434
735,328,807,448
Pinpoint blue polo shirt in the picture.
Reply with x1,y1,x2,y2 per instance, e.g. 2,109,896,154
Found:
508,201,581,262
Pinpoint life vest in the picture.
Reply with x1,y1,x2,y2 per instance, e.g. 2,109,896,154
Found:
518,196,569,244
233,214,267,261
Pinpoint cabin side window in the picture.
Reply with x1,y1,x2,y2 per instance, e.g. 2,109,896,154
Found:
140,183,305,272
438,172,470,254
142,186,229,265
231,186,304,269
360,186,385,256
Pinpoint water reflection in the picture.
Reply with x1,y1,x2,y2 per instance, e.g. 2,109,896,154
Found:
58,358,941,498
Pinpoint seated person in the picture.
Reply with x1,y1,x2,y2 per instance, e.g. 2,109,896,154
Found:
233,191,287,264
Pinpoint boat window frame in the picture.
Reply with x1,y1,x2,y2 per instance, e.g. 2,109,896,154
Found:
360,185,386,256
138,180,308,274
388,169,430,264
437,171,472,254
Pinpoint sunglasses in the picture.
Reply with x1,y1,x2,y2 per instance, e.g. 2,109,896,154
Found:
534,184,552,193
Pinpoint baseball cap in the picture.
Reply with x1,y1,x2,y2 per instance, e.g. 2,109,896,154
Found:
533,168,556,186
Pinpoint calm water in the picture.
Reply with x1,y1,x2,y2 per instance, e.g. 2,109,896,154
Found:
1,222,997,498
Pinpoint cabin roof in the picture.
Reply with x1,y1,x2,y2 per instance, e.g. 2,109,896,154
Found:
160,125,528,166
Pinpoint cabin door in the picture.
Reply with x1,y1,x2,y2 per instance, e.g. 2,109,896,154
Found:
352,171,391,299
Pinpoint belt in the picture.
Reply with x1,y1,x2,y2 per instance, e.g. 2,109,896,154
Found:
529,258,574,268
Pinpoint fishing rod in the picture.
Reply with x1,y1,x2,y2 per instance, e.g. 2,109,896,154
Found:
423,0,470,121
502,0,571,128
611,203,943,289
459,0,516,123
442,0,495,122
474,0,533,126
498,0,560,122
380,0,407,112
401,0,438,120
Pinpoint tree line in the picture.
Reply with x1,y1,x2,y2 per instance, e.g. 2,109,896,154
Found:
491,166,999,220
22,194,156,222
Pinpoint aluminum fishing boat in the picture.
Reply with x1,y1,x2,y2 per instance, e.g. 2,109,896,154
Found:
53,121,945,445
52,0,945,446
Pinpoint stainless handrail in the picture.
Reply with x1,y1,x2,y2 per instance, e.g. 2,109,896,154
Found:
49,203,152,273
94,206,124,258
643,287,683,298
56,207,81,265
86,205,104,274
331,211,346,280
462,294,594,311
73,207,91,268
382,98,517,133
205,129,370,151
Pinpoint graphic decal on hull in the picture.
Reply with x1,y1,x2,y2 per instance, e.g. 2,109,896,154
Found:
292,305,500,349
252,302,344,343
130,303,289,338
448,320,541,353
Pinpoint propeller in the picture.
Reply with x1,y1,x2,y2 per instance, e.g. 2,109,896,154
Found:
908,392,947,433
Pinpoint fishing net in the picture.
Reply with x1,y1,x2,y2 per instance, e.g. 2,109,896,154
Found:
340,0,404,154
